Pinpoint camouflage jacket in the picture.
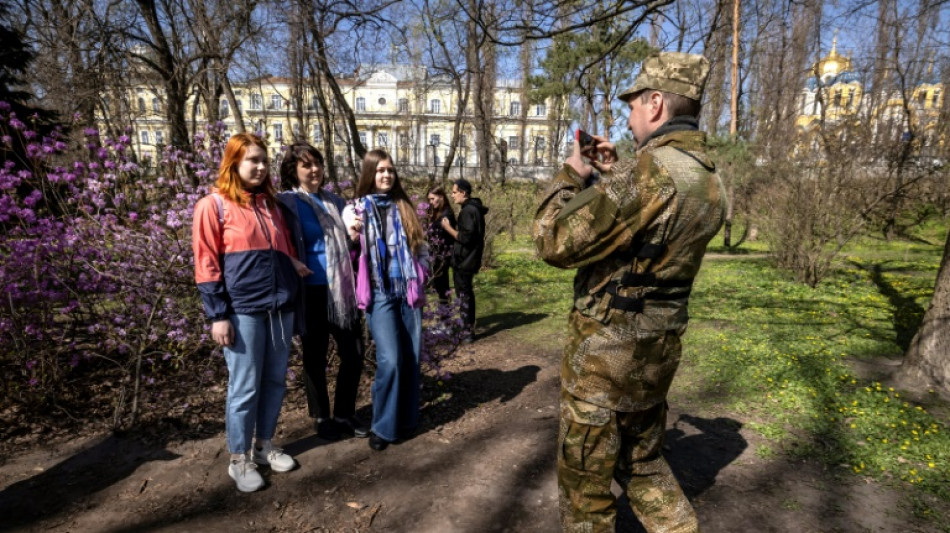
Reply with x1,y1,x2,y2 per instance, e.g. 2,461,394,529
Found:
534,128,725,410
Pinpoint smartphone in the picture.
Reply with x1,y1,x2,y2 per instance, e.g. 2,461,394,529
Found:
575,129,596,149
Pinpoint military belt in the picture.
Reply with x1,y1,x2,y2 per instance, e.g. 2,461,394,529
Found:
613,242,667,262
603,276,693,313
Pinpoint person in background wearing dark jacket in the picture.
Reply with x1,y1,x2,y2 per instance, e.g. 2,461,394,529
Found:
277,142,368,442
425,186,456,303
441,178,488,343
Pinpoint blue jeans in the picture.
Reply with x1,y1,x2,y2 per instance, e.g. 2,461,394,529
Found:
223,311,294,454
366,290,422,442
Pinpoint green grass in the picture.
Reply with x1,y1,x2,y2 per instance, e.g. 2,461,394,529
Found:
476,224,950,503
475,238,574,344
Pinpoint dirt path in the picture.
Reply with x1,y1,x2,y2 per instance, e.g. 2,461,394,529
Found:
1,323,946,532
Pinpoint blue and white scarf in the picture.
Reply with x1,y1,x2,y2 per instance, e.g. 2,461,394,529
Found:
362,194,418,298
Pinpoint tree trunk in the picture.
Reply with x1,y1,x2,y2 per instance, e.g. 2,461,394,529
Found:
898,229,950,394
135,0,191,160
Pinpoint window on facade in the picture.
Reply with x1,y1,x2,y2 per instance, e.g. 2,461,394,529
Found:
833,89,841,107
510,101,520,116
138,98,145,114
310,96,318,111
155,130,164,145
251,93,262,110
151,98,159,113
934,89,942,108
399,133,409,147
141,130,150,144
256,120,265,135
220,99,230,117
378,132,389,146
918,92,927,106
429,134,440,146
274,123,283,141
293,123,301,138
359,131,367,146
236,99,243,112
270,94,283,110
459,134,467,148
430,99,441,114
398,98,409,112
536,136,546,150
313,125,322,143
508,136,519,151
845,91,854,109
356,97,366,112
535,103,546,116
334,131,344,145
378,97,386,105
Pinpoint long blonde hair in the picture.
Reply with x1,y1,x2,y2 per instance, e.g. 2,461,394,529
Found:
356,149,425,253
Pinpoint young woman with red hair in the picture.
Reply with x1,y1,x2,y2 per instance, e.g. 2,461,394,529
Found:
193,133,311,492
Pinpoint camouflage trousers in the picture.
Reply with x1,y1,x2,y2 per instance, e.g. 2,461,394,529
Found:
558,389,698,533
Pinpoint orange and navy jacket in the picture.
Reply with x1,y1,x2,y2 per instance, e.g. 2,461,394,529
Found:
193,191,300,321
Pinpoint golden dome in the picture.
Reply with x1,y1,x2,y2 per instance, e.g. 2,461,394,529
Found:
814,36,853,79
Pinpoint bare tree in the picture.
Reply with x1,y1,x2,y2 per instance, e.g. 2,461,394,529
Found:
14,0,134,133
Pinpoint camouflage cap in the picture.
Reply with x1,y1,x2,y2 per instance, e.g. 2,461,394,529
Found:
618,52,710,102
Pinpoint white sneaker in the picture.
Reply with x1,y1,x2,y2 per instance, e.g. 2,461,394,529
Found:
228,453,264,492
253,441,295,472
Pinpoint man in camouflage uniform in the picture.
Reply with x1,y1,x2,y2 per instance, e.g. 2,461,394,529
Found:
534,52,725,533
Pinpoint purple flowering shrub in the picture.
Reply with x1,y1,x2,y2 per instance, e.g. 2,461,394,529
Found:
420,295,468,380
0,103,225,428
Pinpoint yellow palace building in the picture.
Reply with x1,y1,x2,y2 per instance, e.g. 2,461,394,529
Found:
105,63,566,177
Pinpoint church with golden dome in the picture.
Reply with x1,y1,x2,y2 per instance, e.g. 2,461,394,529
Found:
796,37,944,156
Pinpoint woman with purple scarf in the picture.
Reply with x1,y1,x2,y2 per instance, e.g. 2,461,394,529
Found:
342,149,428,451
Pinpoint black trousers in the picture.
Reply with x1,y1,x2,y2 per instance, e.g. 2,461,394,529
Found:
453,269,476,332
429,256,452,303
301,284,364,419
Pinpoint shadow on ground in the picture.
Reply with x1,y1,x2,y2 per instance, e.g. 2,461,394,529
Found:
419,365,542,430
617,414,747,532
477,312,548,339
0,433,183,530
850,260,926,350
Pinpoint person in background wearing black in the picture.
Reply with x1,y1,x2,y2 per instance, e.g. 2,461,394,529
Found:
425,186,456,303
441,178,488,343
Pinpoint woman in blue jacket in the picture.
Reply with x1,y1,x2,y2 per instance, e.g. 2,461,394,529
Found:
278,142,368,441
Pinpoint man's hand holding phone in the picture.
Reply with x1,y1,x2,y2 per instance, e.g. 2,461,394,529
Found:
568,130,617,179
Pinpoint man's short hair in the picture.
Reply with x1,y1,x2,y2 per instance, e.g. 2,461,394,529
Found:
638,90,702,118
454,178,473,197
